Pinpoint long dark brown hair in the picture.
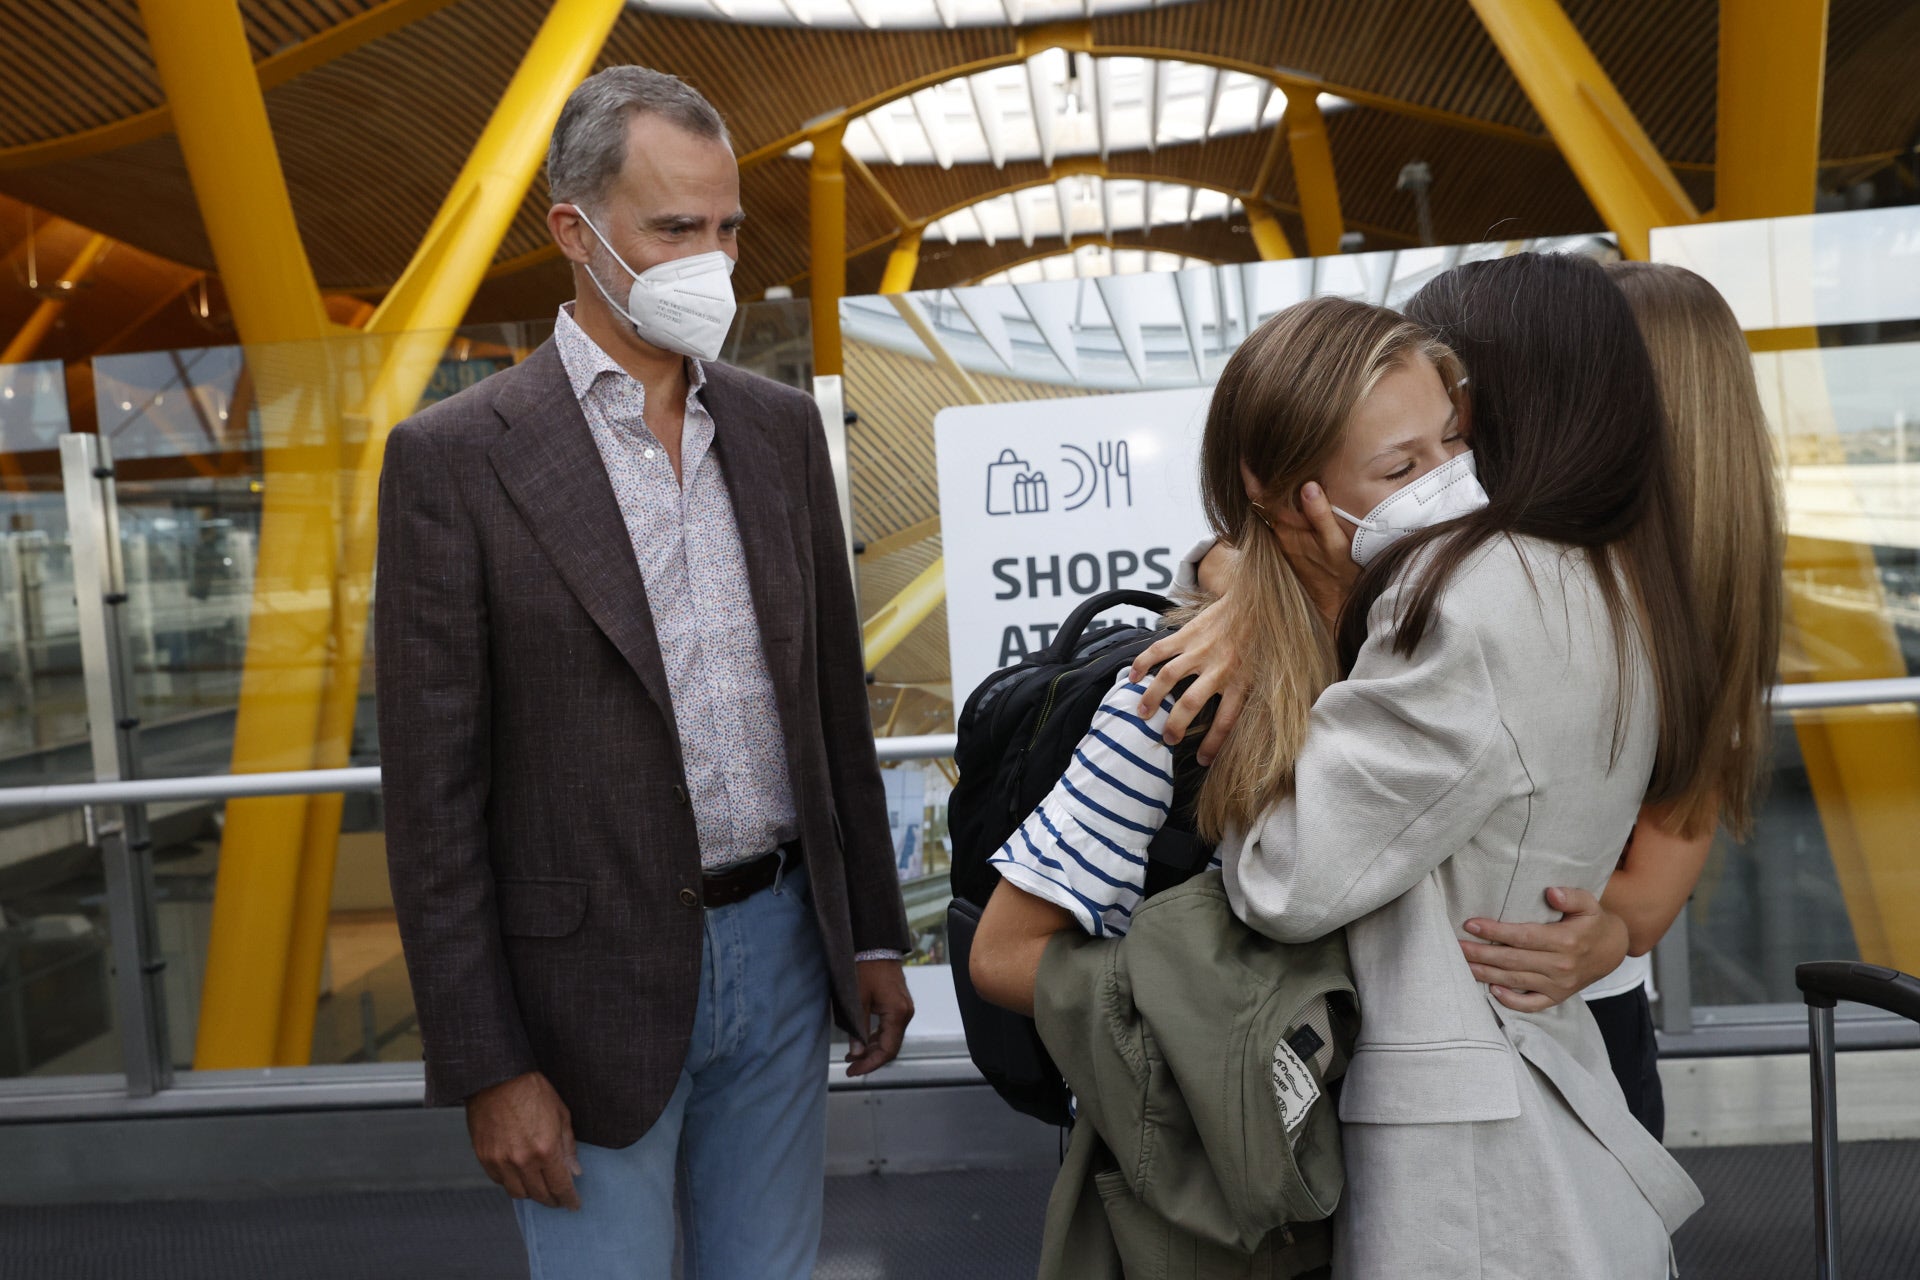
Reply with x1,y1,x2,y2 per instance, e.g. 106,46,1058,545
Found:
1338,252,1716,816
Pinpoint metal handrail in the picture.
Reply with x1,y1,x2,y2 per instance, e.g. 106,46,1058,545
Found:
0,674,1916,811
1769,676,1920,711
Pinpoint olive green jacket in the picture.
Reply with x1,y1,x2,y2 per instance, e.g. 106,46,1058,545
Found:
1033,873,1356,1280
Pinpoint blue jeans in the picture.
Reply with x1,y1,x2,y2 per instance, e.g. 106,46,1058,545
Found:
513,862,831,1279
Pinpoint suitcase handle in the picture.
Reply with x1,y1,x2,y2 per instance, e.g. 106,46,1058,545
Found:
1795,960,1920,1023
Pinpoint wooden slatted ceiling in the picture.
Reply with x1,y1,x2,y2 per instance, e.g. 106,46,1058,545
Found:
1564,0,1717,165
1823,0,1920,165
3,0,1920,317
600,12,1017,161
1306,108,1607,247
905,216,1260,289
1097,0,1543,133
0,0,390,148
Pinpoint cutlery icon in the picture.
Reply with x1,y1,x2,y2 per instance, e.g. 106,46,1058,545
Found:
1097,440,1133,508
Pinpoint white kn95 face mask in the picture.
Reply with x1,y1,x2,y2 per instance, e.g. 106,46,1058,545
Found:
569,206,738,361
1331,450,1490,568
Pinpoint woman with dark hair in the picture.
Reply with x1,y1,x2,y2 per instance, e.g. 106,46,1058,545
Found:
1142,252,1712,1277
1458,263,1784,1141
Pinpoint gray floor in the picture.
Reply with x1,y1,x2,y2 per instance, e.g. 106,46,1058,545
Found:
1,1144,1915,1278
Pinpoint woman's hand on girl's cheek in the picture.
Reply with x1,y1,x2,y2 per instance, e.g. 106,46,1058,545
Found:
1276,483,1360,631
1127,604,1246,765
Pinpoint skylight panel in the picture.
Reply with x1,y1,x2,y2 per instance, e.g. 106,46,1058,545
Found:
627,0,1198,28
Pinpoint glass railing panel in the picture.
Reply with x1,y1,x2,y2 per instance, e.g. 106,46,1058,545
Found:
0,829,116,1081
0,359,85,776
1654,207,1920,1018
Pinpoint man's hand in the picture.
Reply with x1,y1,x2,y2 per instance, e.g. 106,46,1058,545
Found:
846,959,914,1077
1273,482,1358,633
1458,887,1631,1013
466,1071,583,1210
1126,602,1246,766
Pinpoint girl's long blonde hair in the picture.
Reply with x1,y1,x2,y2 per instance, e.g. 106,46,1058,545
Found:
1605,261,1784,838
1190,296,1467,840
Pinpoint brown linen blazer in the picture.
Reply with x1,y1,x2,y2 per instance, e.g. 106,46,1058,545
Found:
373,339,910,1148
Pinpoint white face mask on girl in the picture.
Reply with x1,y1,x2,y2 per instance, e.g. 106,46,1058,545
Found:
1331,450,1490,568
568,206,738,361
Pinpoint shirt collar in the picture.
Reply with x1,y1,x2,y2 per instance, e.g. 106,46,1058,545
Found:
554,302,707,406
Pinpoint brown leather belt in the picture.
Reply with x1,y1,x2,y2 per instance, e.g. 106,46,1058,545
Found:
700,841,800,909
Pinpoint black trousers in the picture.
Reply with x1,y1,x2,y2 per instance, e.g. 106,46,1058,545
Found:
1586,986,1665,1142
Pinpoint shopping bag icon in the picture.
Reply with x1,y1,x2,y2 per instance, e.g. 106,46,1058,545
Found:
985,449,1049,516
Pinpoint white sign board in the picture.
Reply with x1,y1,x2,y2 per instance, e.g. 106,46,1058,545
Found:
934,386,1214,704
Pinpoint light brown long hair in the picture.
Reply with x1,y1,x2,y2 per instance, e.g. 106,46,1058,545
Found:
1606,261,1783,838
1190,296,1467,840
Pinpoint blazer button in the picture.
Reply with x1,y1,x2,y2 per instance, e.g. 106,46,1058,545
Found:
672,784,689,806
679,887,699,909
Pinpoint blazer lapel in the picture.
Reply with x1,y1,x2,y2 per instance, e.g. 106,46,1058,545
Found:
486,343,679,731
700,366,803,691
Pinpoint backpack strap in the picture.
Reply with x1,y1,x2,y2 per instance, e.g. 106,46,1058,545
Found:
1044,589,1178,662
1145,824,1212,874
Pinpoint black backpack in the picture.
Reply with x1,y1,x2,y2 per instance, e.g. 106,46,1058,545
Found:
946,588,1216,1127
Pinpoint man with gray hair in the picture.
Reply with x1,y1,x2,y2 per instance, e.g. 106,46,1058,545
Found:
374,65,914,1277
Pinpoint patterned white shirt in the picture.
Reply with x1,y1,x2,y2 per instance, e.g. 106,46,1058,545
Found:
554,305,797,871
989,672,1219,937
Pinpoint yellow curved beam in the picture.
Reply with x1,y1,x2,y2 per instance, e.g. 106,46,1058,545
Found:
1241,205,1293,261
957,240,1234,287
0,0,462,172
0,232,110,363
1284,94,1344,257
1716,0,1828,223
810,118,850,378
1467,0,1699,259
913,162,1249,236
863,555,946,671
276,0,628,1065
732,40,1558,177
881,226,924,294
138,0,343,1071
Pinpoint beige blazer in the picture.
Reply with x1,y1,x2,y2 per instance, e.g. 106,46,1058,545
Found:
1223,535,1701,1279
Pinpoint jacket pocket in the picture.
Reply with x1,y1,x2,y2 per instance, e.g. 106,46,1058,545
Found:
1336,1040,1521,1125
495,877,589,938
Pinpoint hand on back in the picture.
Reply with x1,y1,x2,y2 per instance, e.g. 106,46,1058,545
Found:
1458,888,1631,1012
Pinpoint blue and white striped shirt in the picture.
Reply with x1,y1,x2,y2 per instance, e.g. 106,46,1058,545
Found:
988,672,1219,937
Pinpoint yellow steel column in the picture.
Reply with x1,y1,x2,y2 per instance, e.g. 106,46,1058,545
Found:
863,556,946,670
138,0,342,1069
809,118,848,377
1716,0,1829,221
1469,0,1700,259
880,226,923,295
276,0,626,1064
1243,203,1295,260
2,233,111,364
1709,0,1918,972
1283,94,1344,257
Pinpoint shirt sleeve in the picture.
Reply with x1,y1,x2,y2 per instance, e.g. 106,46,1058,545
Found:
987,671,1177,938
1222,576,1516,944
